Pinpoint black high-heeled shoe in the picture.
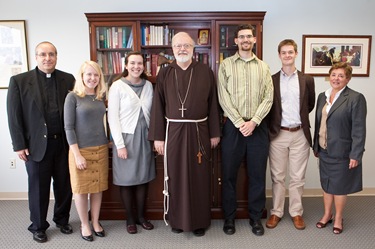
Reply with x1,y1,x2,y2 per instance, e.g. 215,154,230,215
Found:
316,216,333,228
333,219,344,234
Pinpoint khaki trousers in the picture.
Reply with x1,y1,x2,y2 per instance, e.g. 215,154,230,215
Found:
268,129,310,217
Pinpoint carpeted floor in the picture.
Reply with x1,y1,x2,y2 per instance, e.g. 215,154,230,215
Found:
0,196,374,249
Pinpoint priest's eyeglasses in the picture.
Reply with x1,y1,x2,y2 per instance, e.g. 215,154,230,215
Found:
36,52,57,58
173,44,193,50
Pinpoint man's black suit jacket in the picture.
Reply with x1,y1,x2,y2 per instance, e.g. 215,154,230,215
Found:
7,67,75,162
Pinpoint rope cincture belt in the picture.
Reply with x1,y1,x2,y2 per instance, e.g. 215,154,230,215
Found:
162,116,208,226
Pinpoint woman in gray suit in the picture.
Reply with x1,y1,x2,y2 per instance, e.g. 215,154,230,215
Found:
313,62,366,234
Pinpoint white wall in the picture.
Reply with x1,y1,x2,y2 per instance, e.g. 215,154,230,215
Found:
1,0,374,195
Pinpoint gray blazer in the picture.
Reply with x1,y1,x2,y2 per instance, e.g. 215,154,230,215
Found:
313,86,366,161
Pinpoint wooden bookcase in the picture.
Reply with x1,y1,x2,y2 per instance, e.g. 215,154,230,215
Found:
85,12,266,220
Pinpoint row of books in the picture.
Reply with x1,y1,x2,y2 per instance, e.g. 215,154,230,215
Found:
97,51,210,77
96,27,133,49
141,25,175,46
144,53,174,77
97,52,125,75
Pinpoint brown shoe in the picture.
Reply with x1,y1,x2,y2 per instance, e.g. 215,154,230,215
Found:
292,215,306,230
266,215,281,229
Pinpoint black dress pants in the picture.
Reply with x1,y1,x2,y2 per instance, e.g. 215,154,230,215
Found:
221,119,269,221
26,137,72,233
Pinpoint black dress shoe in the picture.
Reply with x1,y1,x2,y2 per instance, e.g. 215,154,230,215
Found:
80,227,93,242
56,223,73,234
249,219,264,236
33,231,47,243
223,219,236,235
171,228,183,233
193,228,205,237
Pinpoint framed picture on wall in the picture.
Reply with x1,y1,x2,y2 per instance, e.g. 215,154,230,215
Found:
0,20,29,89
302,35,372,77
198,29,210,45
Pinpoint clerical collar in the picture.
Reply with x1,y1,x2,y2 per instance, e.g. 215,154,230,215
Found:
37,68,55,78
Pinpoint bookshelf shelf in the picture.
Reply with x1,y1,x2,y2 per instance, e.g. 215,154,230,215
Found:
85,11,266,220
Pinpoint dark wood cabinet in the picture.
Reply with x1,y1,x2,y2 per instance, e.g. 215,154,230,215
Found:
85,11,266,220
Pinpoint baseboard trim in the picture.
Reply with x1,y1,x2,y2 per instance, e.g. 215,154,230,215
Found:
0,192,54,200
1,188,375,200
266,188,375,197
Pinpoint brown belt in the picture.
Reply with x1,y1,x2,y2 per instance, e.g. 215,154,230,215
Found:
280,125,302,132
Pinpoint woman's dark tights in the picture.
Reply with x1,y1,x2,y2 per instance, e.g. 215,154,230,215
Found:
119,183,148,225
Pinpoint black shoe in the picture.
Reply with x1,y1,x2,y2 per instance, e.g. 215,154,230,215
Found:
33,231,47,243
171,228,183,233
249,219,264,236
80,227,93,242
93,222,106,237
56,223,73,234
93,229,105,237
223,219,236,235
193,228,205,237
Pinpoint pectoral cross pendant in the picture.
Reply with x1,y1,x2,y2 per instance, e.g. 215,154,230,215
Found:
197,151,202,164
179,104,187,118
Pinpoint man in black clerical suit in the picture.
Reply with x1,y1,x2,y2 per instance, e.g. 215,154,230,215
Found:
7,41,75,243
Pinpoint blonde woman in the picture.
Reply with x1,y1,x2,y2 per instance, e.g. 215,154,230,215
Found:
64,61,108,241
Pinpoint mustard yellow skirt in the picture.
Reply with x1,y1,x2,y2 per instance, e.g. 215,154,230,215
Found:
69,144,109,194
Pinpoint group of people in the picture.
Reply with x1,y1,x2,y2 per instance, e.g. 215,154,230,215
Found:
6,24,366,243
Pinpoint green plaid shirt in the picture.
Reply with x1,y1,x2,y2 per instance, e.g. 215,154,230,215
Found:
218,52,274,127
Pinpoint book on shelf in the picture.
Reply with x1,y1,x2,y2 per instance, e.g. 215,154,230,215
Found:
98,51,127,75
202,53,209,65
164,24,169,45
151,54,158,76
96,27,132,49
145,54,151,76
127,30,133,48
226,27,229,48
141,24,174,46
144,52,174,77
118,28,123,49
112,27,117,48
192,52,209,65
122,27,127,48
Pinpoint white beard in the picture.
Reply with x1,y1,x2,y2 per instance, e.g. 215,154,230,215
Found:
175,54,191,63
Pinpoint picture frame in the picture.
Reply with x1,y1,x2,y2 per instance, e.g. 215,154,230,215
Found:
0,20,29,89
198,29,210,45
302,35,372,77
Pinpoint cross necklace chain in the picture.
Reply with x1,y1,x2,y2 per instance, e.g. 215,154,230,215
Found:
175,68,193,118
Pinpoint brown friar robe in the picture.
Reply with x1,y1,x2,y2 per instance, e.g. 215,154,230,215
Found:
148,60,221,231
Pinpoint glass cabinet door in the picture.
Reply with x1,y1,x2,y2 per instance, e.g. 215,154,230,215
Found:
90,22,136,81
